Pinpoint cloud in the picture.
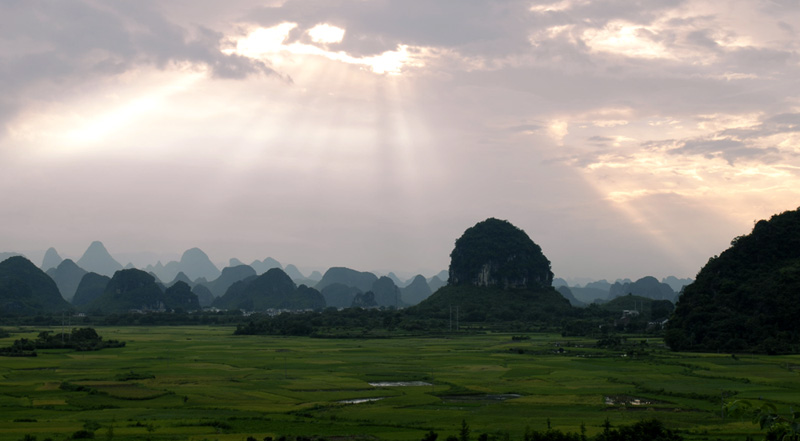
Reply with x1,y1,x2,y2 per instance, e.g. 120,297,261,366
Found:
0,1,277,134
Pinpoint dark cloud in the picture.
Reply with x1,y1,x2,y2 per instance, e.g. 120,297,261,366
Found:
245,0,536,57
670,138,779,164
720,113,800,140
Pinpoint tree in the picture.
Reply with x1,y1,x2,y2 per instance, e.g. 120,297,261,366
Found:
726,400,800,441
459,419,470,441
422,430,438,441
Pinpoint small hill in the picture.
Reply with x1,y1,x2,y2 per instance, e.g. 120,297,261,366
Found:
315,267,378,292
41,247,63,271
71,273,111,307
213,268,325,311
46,259,88,301
411,284,571,324
666,207,800,353
448,218,553,289
0,256,72,315
77,241,123,277
400,275,432,306
85,269,165,313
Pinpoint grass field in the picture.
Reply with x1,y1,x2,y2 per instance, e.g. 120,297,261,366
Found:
1,326,798,441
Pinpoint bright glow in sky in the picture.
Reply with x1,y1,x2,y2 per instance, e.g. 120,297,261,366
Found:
231,22,426,75
308,23,345,44
1,0,799,282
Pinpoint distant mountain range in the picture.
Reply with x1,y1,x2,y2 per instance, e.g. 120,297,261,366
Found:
553,275,693,306
0,238,692,315
0,240,446,315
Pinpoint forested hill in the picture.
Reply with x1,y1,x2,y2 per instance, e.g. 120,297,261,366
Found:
666,207,800,354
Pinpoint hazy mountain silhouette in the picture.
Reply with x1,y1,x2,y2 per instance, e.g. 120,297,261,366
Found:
661,276,693,293
307,270,323,281
0,256,71,314
146,261,167,281
315,267,378,292
201,264,257,297
427,275,446,292
41,247,63,271
284,264,319,286
400,275,432,306
146,248,220,283
167,271,193,288
46,259,87,301
556,286,587,307
178,248,220,281
76,241,123,277
586,280,612,291
370,276,403,307
213,268,324,311
283,264,304,280
0,252,22,261
71,272,110,307
552,278,568,287
192,284,214,307
386,272,405,288
229,258,245,267
250,257,282,275
320,283,361,308
608,276,675,302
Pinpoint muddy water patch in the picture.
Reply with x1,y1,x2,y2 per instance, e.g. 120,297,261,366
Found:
337,397,386,404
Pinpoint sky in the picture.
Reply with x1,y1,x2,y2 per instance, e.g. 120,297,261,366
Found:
1,0,799,282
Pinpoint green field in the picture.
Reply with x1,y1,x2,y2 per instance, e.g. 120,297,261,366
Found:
1,326,798,441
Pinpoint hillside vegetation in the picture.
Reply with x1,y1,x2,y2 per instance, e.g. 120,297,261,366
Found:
666,207,800,353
